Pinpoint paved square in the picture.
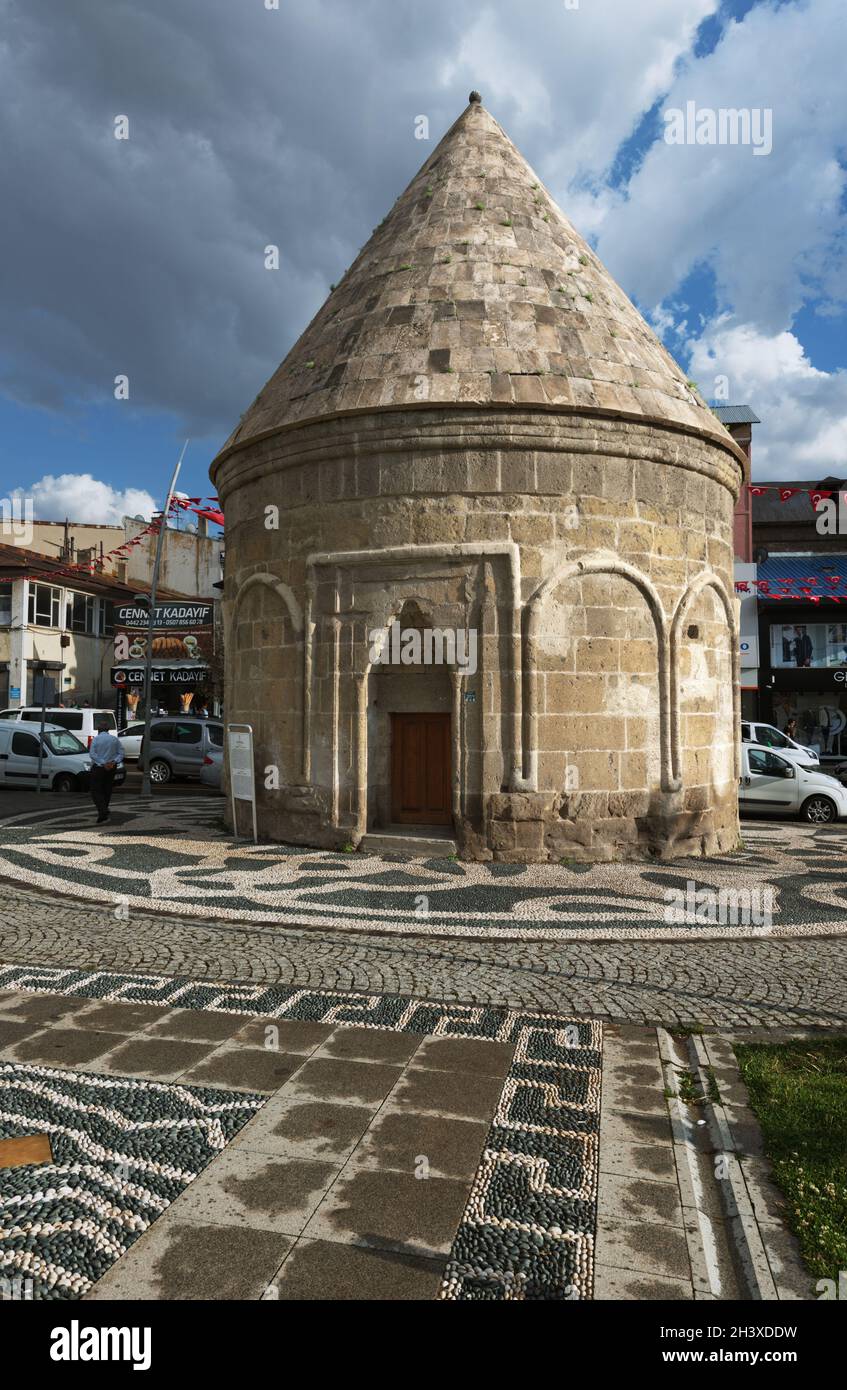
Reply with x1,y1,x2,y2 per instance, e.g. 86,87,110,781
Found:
0,974,601,1300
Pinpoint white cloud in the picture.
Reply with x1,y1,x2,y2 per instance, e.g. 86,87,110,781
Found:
593,0,847,330
13,474,157,524
441,0,717,186
688,316,847,479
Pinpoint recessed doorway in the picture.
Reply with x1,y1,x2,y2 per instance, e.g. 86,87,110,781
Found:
390,712,452,826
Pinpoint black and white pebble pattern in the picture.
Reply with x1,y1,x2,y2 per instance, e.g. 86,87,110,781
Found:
0,1064,264,1300
440,1020,601,1300
1,797,843,940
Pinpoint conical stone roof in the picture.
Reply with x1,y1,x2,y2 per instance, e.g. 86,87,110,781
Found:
214,96,739,465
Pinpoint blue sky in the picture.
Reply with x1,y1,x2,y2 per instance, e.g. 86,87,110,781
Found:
0,0,844,515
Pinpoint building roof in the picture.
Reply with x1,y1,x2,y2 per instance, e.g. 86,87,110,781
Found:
752,481,847,525
0,542,191,601
213,95,742,473
712,405,761,425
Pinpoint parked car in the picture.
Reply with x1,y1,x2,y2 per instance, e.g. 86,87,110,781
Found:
139,718,224,785
0,720,125,794
200,743,223,789
116,721,145,761
0,706,118,750
740,721,819,765
739,743,847,823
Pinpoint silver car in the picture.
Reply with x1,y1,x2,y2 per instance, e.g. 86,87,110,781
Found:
200,742,223,789
141,718,224,785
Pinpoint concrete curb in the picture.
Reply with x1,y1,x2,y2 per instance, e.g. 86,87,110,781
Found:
657,1028,737,1298
688,1032,778,1299
702,1032,817,1301
658,1027,815,1301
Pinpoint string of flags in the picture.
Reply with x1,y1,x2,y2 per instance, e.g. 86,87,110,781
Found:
170,496,224,527
748,485,845,508
13,495,224,587
735,576,845,604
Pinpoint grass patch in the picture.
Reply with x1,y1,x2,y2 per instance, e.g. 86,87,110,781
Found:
734,1038,847,1280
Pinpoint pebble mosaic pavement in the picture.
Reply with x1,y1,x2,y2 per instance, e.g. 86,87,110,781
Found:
0,1063,264,1299
0,966,601,1301
1,796,847,942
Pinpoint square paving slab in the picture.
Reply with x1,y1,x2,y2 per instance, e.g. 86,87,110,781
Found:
271,1238,446,1301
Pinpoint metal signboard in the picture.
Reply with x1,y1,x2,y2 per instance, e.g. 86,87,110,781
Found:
113,602,214,630
33,676,56,705
227,723,257,844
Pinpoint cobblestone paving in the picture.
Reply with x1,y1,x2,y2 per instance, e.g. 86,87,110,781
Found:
0,882,844,1029
2,797,847,941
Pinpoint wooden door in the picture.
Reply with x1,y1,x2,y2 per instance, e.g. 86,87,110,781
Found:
390,712,452,825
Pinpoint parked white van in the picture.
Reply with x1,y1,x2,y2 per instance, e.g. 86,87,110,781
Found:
0,707,117,749
0,721,97,793
740,721,819,765
739,743,847,823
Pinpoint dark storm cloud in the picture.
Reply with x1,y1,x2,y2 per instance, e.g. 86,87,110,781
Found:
0,0,480,436
0,0,736,441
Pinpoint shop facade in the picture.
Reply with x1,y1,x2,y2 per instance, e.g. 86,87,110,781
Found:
110,600,216,723
758,604,847,760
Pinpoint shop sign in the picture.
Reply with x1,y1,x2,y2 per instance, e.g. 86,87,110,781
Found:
114,603,213,629
113,630,212,663
111,666,210,687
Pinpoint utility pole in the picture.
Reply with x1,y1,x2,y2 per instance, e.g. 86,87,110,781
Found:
138,442,188,797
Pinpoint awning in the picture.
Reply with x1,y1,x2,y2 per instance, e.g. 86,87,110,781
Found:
754,557,847,603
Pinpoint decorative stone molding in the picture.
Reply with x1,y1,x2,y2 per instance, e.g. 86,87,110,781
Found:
526,553,676,792
670,571,740,785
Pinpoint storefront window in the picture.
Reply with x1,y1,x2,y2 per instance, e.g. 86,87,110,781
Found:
770,622,847,670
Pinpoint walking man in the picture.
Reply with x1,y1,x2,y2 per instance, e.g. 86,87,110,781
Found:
89,715,124,824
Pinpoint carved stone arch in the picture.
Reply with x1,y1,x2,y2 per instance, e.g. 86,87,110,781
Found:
524,552,676,792
231,571,303,634
226,571,304,803
671,572,739,784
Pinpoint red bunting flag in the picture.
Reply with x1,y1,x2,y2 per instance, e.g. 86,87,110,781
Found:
779,488,800,501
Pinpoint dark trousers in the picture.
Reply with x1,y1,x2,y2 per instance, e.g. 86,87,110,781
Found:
90,766,116,818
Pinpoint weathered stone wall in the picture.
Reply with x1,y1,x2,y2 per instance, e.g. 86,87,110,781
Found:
218,406,742,861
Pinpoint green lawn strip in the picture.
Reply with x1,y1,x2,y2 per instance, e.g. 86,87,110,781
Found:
734,1038,847,1280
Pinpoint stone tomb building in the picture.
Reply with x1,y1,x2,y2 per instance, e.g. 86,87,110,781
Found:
211,95,744,862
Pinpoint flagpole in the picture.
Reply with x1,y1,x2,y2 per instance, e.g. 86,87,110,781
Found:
139,441,188,797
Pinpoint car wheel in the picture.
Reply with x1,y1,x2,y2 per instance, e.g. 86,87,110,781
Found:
149,759,171,786
53,773,76,795
801,794,837,824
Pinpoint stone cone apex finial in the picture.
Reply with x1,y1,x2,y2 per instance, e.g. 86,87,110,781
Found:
212,97,745,471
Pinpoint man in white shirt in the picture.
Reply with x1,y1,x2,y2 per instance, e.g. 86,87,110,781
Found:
88,716,124,824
